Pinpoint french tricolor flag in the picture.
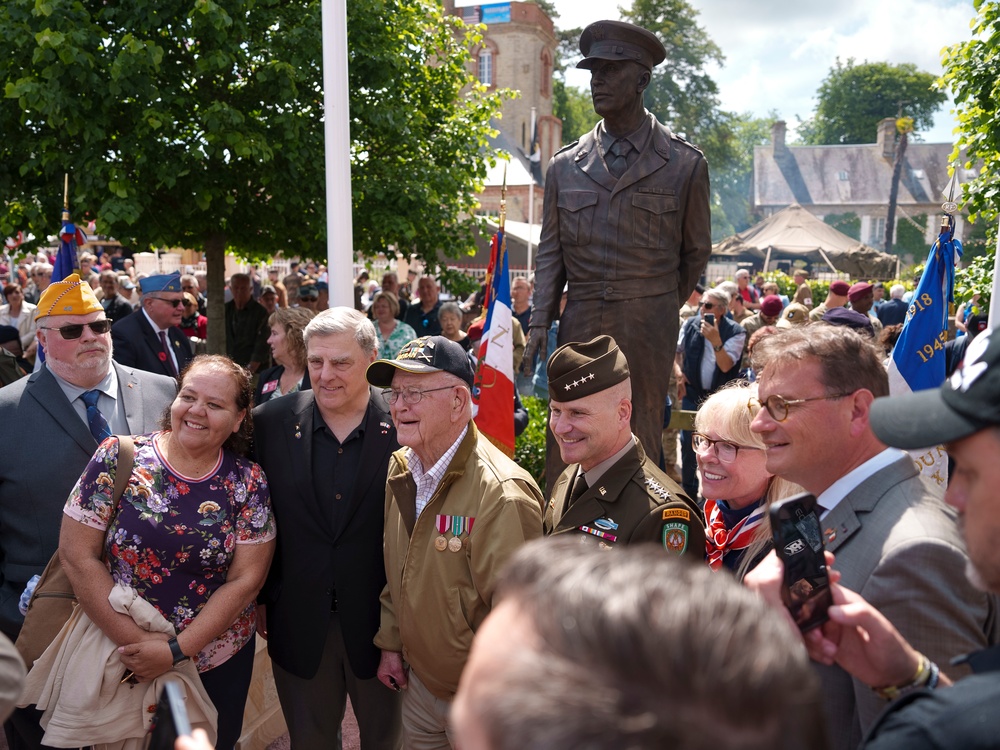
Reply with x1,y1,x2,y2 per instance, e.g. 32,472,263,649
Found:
473,229,515,455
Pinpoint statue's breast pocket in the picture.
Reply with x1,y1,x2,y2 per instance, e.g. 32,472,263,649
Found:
632,192,678,247
557,191,598,246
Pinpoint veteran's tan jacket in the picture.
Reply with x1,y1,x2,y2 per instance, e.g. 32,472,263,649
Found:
374,423,544,700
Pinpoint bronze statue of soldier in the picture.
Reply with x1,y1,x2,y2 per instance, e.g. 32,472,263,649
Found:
525,20,712,491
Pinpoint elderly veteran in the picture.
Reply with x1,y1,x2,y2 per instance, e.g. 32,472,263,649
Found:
111,271,194,378
545,335,703,556
366,336,543,750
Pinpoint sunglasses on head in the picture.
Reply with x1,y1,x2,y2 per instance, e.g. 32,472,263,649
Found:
39,320,113,339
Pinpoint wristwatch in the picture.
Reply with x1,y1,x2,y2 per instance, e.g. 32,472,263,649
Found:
167,637,189,666
713,343,724,352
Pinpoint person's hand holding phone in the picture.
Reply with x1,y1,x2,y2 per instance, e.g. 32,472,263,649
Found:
802,583,944,691
700,311,722,350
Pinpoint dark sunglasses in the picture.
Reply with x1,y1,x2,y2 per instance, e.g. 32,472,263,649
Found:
150,296,183,308
39,320,113,339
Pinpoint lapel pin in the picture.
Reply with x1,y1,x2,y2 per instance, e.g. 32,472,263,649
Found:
294,423,302,440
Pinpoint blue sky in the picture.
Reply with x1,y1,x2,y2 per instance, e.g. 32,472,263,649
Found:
552,0,976,144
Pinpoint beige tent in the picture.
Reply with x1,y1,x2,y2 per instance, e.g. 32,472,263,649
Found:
713,203,898,279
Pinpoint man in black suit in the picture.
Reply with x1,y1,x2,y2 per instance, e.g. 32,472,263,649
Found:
0,274,175,749
98,270,134,323
876,284,908,327
111,271,194,378
253,307,402,750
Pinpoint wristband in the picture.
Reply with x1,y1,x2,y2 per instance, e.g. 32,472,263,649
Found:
873,653,935,700
168,637,190,666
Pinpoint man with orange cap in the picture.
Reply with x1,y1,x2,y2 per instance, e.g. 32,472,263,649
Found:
0,275,175,749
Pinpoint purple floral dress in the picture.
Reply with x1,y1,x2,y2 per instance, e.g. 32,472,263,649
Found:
64,433,276,672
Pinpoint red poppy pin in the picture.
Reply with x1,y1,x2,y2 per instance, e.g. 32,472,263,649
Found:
158,352,167,362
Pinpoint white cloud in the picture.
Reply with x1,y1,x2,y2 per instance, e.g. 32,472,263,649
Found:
553,0,976,143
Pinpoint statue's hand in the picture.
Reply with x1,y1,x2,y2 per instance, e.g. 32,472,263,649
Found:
522,326,549,377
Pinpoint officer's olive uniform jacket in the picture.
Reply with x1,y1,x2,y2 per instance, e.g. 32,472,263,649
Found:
545,440,705,558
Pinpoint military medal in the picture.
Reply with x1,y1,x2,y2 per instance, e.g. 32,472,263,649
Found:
449,516,465,552
435,515,448,551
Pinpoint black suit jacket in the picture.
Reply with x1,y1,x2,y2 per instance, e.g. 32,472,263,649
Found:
252,390,398,679
0,363,176,639
111,310,194,378
102,294,134,324
252,364,312,406
877,298,907,327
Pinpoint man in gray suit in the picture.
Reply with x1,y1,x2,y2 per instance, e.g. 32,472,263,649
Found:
0,274,175,749
526,20,711,482
748,325,998,750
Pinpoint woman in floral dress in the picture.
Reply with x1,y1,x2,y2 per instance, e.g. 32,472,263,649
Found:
60,355,276,750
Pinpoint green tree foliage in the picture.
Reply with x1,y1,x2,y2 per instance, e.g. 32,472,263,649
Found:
514,395,548,490
710,112,776,239
954,253,994,314
0,0,505,351
894,214,929,259
823,212,862,241
552,79,600,144
941,1,1000,247
798,58,946,145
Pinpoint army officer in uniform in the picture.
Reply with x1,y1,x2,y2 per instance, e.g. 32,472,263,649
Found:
544,335,704,556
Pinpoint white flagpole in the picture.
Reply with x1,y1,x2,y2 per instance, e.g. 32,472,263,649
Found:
526,107,537,275
322,0,354,309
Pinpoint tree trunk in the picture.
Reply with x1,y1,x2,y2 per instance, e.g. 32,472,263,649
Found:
884,132,908,255
205,232,227,356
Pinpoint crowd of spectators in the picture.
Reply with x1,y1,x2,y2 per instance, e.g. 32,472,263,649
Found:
0,252,997,750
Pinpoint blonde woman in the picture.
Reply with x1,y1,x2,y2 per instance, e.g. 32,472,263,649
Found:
694,381,802,580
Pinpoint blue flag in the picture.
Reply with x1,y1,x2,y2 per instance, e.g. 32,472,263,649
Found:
887,215,962,486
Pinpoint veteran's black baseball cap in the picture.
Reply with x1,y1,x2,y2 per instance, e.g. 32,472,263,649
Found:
871,329,1000,449
366,335,474,388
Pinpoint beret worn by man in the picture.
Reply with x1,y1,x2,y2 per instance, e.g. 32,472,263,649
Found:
366,336,543,748
545,335,704,556
526,19,712,492
111,271,193,378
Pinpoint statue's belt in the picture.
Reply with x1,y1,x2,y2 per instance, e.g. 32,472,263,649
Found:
567,277,677,301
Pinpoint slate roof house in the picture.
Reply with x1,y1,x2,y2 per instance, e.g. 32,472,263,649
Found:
753,118,971,257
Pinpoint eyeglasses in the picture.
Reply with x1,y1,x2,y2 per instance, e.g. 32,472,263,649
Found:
149,296,183,308
747,393,853,423
39,320,113,339
382,385,455,405
699,302,717,310
692,433,760,463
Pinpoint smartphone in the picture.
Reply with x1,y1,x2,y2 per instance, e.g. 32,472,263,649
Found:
703,313,715,326
147,682,192,750
769,492,832,632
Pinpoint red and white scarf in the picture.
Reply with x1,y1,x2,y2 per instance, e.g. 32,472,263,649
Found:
704,499,766,571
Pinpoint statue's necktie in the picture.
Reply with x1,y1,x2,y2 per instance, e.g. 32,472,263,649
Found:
81,390,112,443
608,139,632,179
159,330,178,376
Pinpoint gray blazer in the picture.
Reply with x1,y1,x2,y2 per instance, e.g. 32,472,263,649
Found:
0,363,176,640
817,454,999,750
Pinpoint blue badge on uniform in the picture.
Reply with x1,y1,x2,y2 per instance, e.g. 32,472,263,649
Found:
594,517,619,531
